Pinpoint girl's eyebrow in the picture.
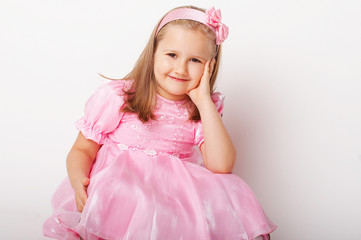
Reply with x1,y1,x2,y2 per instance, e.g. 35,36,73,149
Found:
162,49,207,61
162,49,178,53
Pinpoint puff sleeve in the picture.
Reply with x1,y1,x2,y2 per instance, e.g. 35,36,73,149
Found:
193,92,225,148
75,80,130,145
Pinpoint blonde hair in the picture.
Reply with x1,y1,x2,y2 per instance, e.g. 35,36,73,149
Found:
101,5,222,122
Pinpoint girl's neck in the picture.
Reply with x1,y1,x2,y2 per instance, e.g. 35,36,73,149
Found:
155,92,190,104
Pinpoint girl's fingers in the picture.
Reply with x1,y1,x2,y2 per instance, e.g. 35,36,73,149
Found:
80,190,88,203
199,60,210,87
211,58,216,73
204,60,211,78
76,196,84,212
188,58,215,100
76,190,88,212
82,178,90,187
207,58,216,77
202,58,216,82
75,179,89,212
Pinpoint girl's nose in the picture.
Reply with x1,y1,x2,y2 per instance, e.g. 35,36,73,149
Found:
174,60,188,75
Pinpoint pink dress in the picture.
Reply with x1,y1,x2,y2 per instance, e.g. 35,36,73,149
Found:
43,80,277,240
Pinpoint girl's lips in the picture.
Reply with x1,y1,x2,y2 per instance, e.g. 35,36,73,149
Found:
168,75,189,82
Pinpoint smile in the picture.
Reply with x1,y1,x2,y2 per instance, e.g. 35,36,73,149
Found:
168,75,189,82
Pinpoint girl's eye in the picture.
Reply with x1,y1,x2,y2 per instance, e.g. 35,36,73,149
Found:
190,58,201,63
167,53,176,58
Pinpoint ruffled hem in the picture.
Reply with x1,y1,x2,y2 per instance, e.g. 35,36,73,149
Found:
75,119,107,145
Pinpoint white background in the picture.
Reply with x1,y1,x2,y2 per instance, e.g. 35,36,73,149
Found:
0,0,360,239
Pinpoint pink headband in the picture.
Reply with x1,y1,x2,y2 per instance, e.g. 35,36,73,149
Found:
156,7,229,45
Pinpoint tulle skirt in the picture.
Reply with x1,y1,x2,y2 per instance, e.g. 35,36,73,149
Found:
43,148,276,240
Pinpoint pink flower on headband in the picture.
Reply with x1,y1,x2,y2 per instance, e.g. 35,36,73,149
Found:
206,7,229,45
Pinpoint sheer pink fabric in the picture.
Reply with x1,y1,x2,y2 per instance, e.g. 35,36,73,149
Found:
43,80,277,240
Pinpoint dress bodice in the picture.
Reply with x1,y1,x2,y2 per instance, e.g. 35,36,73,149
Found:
109,95,196,157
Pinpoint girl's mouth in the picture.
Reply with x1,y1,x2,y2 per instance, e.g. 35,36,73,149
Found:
168,75,189,82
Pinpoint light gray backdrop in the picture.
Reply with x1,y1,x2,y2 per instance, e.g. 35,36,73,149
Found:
1,0,360,239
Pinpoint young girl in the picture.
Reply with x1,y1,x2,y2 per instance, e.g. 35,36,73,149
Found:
43,6,277,240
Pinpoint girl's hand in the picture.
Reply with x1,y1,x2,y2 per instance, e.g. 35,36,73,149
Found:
187,58,216,106
67,132,99,212
74,177,90,212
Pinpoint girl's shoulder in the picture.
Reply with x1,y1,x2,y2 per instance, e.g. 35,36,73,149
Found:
101,79,133,96
211,92,225,103
211,92,225,115
75,79,133,144
82,79,134,117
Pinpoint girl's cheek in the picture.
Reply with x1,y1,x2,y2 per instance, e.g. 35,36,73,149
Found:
155,56,170,71
161,58,172,70
193,65,205,80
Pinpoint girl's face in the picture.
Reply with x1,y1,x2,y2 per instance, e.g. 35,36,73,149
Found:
153,25,213,101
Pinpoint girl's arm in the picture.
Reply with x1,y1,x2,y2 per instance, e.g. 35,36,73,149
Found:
66,132,100,211
189,59,236,174
198,100,236,173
